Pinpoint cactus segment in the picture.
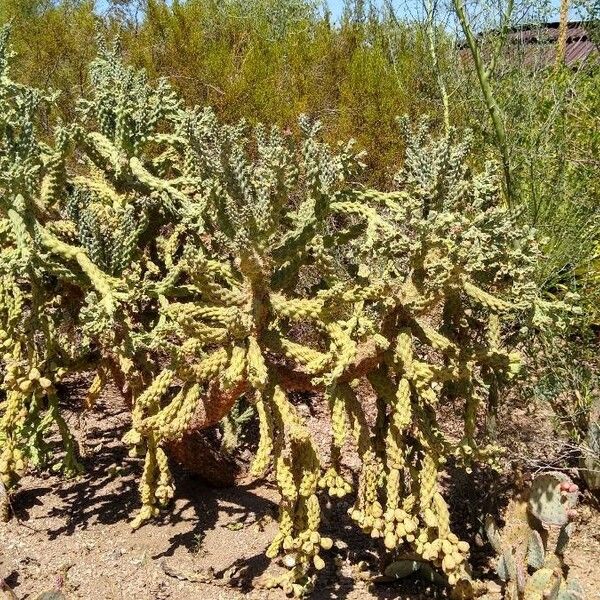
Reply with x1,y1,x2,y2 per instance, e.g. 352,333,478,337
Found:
528,472,578,527
556,522,574,556
558,579,585,600
524,568,557,596
581,406,600,492
527,530,546,569
384,560,421,579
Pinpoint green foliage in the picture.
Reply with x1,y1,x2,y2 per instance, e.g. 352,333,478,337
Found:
0,0,452,186
0,0,101,122
454,26,600,316
527,332,599,492
0,32,567,595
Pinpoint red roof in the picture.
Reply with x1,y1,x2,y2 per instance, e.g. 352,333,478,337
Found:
462,21,598,67
506,21,598,66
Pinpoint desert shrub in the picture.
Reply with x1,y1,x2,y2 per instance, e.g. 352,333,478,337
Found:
450,10,600,314
0,0,454,185
0,0,103,122
528,332,600,492
0,32,572,596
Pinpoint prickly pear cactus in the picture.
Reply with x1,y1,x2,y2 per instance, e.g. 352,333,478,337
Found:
0,30,566,596
528,471,579,527
486,472,584,600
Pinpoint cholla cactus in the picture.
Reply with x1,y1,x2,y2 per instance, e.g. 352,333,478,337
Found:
0,26,81,490
485,471,584,600
118,106,540,591
0,31,563,596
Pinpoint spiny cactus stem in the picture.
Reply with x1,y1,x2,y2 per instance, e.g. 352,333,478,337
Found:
275,335,390,392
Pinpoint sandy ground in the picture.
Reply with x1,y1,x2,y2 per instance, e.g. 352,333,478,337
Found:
1,387,599,599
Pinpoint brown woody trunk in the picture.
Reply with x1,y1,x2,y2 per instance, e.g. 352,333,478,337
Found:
165,429,243,487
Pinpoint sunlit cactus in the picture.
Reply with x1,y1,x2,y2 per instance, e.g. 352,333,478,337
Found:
0,30,568,596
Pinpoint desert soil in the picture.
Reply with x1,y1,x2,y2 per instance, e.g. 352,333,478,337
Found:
1,382,599,600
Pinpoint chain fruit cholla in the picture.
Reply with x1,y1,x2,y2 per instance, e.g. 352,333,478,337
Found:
0,29,551,595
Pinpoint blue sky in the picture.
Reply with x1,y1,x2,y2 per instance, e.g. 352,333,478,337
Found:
326,0,345,19
95,0,573,23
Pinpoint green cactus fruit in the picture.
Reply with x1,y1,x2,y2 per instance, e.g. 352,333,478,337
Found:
527,530,546,569
528,472,578,527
